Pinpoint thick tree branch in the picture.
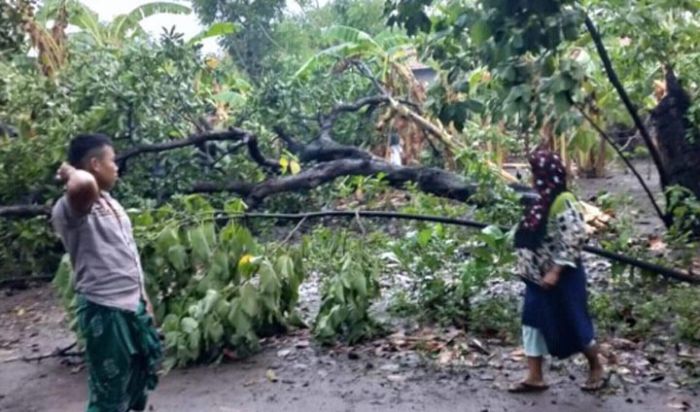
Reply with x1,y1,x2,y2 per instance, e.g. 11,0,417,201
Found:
191,157,536,209
116,128,281,174
320,95,394,138
0,204,51,218
583,12,670,188
273,126,374,163
116,129,246,163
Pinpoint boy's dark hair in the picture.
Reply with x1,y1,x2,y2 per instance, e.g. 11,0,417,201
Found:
68,133,113,167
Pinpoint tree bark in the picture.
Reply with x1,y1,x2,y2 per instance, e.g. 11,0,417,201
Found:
0,204,51,218
191,157,536,209
116,128,281,174
650,67,700,229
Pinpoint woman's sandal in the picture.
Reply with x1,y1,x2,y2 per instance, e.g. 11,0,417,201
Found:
581,373,609,392
508,381,550,393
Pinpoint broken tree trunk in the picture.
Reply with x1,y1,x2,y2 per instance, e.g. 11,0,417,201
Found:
650,67,700,203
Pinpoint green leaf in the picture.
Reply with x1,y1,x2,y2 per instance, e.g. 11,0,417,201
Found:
202,289,220,314
215,299,231,318
326,25,379,47
167,245,188,271
352,272,367,297
224,199,247,215
202,223,217,249
206,319,224,343
470,20,491,46
465,99,485,114
180,317,198,334
188,328,201,353
162,314,180,332
156,226,180,254
188,226,212,261
109,2,191,41
213,91,246,107
239,284,259,317
417,228,433,247
259,261,281,295
553,92,571,114
228,300,253,335
275,255,295,281
481,225,504,239
188,22,237,45
212,251,230,281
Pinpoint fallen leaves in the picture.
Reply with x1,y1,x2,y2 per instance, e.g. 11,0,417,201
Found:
648,235,668,255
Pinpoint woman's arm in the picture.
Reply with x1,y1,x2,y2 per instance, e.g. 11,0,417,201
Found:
543,193,588,290
542,265,564,289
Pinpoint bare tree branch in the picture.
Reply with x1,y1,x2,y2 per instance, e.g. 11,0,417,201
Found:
116,128,281,174
191,157,535,209
116,129,248,163
0,204,51,218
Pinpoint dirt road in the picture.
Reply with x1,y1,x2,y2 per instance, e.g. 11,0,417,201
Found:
0,288,694,412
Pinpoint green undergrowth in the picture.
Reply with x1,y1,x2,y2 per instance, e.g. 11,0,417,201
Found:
51,193,700,370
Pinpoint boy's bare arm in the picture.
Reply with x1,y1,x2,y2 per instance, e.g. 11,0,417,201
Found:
57,162,99,215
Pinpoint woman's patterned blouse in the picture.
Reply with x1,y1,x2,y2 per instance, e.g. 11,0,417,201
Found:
515,192,588,284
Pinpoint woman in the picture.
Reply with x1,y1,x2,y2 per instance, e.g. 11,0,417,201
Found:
508,150,605,393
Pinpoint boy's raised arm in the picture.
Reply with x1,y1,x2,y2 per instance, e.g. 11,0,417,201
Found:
57,162,99,216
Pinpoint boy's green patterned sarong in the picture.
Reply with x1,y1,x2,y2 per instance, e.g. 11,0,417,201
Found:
77,296,162,412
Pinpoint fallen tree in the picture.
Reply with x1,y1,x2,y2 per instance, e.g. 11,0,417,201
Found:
190,157,534,208
1,91,536,218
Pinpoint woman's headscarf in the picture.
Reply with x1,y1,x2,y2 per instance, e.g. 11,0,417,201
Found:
514,150,568,250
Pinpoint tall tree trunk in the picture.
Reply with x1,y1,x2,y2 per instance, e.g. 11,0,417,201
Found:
650,67,700,218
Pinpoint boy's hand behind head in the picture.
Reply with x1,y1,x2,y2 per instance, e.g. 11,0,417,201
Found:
56,162,76,183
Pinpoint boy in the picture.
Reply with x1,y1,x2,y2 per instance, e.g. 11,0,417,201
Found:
51,133,162,412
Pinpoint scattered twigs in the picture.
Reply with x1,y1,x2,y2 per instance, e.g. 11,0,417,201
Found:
2,341,82,364
354,210,366,235
281,216,308,246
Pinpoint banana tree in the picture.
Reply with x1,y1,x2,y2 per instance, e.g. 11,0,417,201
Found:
293,25,460,167
294,25,415,92
37,0,191,47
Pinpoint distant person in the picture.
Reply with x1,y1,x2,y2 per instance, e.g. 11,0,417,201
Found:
51,133,162,411
508,150,606,393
